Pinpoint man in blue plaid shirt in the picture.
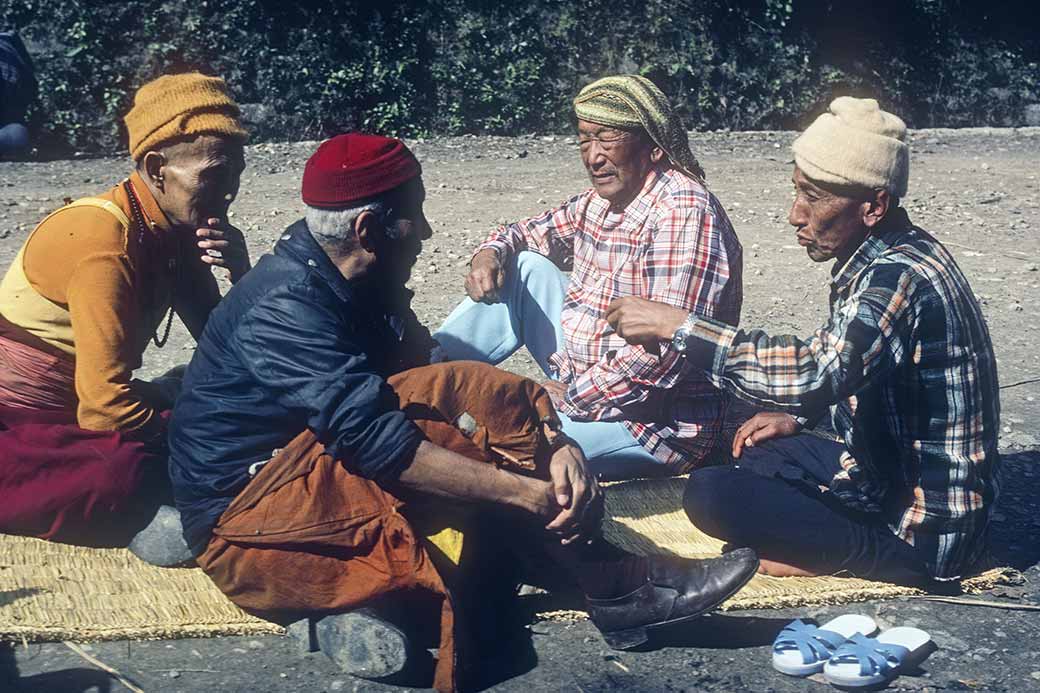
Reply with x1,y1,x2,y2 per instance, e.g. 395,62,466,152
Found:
605,97,1000,585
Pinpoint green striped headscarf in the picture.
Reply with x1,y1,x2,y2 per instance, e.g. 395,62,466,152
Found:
573,74,706,184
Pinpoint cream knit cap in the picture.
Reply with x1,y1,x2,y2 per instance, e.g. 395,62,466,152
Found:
792,97,909,197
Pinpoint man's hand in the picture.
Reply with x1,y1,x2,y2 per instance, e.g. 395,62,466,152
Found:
606,297,689,348
465,249,506,303
197,217,251,283
543,441,603,544
541,380,569,410
732,412,803,458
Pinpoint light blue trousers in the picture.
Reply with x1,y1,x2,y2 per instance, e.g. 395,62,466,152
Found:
435,251,671,479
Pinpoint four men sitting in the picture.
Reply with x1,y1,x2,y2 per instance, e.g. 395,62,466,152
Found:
0,71,1003,688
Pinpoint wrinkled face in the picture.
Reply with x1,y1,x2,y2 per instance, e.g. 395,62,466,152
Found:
149,134,246,229
577,119,655,210
373,177,432,287
788,167,871,264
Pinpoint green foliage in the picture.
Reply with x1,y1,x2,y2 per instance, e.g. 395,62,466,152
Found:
1,0,1037,155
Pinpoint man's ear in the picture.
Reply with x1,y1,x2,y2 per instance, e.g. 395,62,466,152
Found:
861,189,891,228
649,145,665,164
141,151,166,190
353,210,380,252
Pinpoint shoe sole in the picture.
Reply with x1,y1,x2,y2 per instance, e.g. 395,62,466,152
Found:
602,562,759,650
315,611,410,680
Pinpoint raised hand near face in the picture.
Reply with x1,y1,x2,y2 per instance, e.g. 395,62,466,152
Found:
197,217,251,283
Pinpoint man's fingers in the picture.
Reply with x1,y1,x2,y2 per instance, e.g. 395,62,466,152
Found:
553,458,572,507
479,279,498,303
544,505,578,532
740,422,782,455
464,275,480,302
465,269,500,304
732,419,759,458
567,472,589,514
754,424,781,445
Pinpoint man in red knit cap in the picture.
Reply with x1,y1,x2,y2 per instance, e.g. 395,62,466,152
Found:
168,134,758,690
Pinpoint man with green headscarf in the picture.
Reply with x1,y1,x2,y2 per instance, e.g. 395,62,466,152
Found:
435,75,743,479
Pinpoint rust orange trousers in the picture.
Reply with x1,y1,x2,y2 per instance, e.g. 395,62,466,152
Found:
197,362,559,692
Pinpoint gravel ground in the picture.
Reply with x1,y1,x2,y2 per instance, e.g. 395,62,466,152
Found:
1,128,1039,692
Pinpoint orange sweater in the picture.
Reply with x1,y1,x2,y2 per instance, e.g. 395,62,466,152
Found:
0,171,220,437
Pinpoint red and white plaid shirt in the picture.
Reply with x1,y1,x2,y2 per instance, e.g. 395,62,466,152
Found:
478,165,743,469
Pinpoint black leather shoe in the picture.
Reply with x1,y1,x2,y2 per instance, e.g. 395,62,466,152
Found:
586,548,759,650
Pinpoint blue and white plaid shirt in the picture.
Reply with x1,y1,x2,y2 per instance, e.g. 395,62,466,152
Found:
684,208,1001,579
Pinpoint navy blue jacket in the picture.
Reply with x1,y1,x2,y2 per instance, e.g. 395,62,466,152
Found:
0,32,36,124
169,220,433,555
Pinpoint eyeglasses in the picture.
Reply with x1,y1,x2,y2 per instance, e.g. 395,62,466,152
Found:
578,131,636,152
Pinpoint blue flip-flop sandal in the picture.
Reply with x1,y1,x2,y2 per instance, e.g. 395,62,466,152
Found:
772,615,878,676
823,626,933,688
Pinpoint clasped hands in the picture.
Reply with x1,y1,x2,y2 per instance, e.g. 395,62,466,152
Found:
538,439,604,546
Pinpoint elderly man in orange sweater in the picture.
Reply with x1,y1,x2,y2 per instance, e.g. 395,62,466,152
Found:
0,72,250,556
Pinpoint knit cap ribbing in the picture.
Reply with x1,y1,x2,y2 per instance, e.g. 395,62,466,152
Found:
125,72,248,160
792,97,909,197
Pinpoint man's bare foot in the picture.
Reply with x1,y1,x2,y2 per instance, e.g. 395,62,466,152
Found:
757,558,820,578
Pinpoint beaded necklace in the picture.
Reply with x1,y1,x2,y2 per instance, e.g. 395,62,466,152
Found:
123,179,176,348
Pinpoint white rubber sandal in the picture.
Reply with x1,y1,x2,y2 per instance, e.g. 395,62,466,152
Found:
823,626,933,688
771,615,878,676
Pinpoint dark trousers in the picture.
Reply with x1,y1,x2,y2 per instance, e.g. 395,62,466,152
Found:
683,433,931,586
0,123,29,155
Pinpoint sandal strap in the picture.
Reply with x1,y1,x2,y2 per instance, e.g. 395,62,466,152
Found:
772,619,848,665
829,633,912,677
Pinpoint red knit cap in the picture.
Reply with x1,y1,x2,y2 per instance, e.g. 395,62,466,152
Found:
302,133,422,208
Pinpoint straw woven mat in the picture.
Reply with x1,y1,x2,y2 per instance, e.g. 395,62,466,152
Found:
0,477,1016,642
594,477,1016,614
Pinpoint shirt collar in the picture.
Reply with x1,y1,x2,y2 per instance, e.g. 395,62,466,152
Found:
830,207,913,293
274,219,357,305
275,220,419,319
597,164,670,228
128,170,173,233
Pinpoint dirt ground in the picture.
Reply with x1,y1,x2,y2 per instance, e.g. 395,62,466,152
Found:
1,128,1039,691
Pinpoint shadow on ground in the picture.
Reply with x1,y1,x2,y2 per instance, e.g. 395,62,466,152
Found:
1,642,120,693
988,450,1040,572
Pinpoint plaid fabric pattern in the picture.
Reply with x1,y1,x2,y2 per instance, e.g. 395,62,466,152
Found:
479,166,742,469
684,209,1001,579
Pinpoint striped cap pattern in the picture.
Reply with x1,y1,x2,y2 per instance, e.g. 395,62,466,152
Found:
574,75,705,184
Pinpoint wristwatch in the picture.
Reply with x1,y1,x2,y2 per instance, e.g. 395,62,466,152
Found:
670,312,697,355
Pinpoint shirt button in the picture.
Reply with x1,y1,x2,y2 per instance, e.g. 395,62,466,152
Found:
307,259,318,267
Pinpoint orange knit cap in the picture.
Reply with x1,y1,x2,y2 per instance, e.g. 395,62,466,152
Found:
124,72,248,161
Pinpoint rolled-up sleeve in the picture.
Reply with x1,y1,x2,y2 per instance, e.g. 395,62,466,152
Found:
237,287,424,480
476,193,586,269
